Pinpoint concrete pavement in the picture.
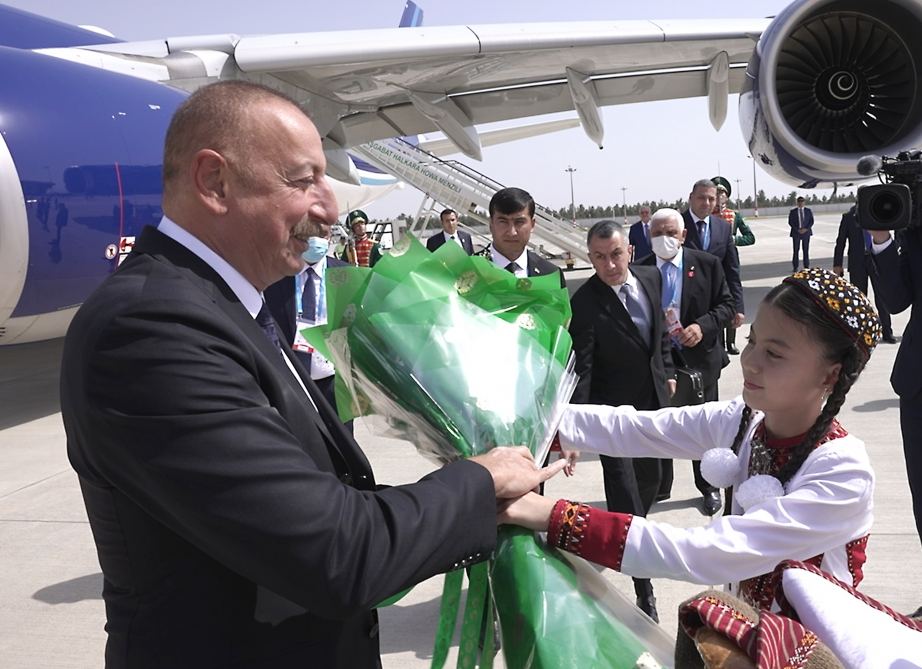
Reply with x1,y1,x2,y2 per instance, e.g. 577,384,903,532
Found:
1,213,919,667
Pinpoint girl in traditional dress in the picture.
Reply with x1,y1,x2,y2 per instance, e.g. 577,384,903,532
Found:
501,267,882,611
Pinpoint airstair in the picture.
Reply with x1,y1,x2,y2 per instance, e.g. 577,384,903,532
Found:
351,138,589,265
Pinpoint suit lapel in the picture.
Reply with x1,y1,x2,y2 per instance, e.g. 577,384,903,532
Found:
136,227,373,489
590,275,647,350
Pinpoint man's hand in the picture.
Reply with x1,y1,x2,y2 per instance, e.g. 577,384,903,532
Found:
678,323,704,348
497,492,556,531
666,379,677,398
832,265,844,277
469,447,566,498
732,312,745,328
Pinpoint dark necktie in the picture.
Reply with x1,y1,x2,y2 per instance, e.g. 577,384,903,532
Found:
697,219,710,250
621,284,651,349
505,261,518,274
255,301,282,354
302,267,318,323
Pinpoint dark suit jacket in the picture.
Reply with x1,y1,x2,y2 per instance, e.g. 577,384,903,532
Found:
569,267,673,410
61,225,495,669
682,210,744,314
628,221,653,261
788,206,815,237
640,247,735,387
833,209,870,280
872,229,922,398
426,229,474,255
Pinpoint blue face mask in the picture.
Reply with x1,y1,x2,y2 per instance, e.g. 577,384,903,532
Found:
301,237,329,264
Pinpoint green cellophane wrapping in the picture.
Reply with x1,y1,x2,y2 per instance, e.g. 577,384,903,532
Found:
303,235,672,668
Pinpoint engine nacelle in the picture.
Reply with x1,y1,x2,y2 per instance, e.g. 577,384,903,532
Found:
740,0,922,187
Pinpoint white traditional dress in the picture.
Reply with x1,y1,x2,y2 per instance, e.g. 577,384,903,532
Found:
554,397,874,610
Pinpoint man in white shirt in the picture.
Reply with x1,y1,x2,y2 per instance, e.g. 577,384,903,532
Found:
426,208,474,254
476,187,565,288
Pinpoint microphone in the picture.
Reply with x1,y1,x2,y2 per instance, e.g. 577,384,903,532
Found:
857,155,882,176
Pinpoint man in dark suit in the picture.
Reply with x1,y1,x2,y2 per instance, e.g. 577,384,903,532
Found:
788,196,815,270
628,205,654,261
60,81,561,669
476,187,566,289
265,227,352,431
870,225,922,617
570,219,675,622
640,208,735,515
679,180,743,512
832,206,896,344
426,208,474,254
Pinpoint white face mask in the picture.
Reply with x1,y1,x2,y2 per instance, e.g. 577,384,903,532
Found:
651,234,681,260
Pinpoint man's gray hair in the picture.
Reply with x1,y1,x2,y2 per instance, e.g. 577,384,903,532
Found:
651,208,684,231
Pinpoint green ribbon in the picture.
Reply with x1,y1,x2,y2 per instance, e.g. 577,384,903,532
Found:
431,563,493,669
431,569,463,669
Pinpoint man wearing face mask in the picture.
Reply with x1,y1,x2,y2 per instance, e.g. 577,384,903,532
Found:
638,208,735,515
265,221,351,430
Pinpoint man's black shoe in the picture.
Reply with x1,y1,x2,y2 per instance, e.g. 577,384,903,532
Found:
636,595,659,623
883,334,898,344
910,606,922,619
701,491,722,516
654,493,671,503
727,344,740,355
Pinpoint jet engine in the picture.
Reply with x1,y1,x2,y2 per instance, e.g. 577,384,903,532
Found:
740,0,922,187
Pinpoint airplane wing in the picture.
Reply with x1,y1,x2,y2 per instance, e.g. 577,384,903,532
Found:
40,18,770,160
418,118,582,157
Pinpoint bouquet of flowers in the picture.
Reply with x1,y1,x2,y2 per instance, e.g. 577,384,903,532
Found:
304,235,673,668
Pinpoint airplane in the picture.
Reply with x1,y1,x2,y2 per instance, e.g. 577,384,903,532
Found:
2,0,922,345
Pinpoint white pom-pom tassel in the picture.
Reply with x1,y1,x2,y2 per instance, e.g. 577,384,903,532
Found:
700,448,742,488
735,474,784,511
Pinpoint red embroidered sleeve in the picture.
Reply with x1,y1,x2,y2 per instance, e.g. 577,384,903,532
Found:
547,499,633,571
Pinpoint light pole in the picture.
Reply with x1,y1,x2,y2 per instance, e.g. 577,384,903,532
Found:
749,155,759,217
734,178,742,210
621,187,628,223
564,165,577,223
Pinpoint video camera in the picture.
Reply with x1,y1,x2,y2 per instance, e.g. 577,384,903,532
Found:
856,150,922,230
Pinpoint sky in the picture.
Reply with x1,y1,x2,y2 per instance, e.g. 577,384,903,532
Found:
5,0,833,219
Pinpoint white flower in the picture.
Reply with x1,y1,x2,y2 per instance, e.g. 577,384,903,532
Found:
735,474,784,511
700,447,743,488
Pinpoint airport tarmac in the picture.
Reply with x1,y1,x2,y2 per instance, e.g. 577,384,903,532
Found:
1,213,919,667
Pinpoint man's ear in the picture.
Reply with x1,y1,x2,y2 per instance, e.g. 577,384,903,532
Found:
192,149,229,215
680,228,687,243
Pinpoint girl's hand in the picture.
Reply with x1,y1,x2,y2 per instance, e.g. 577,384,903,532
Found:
497,492,556,531
560,449,579,477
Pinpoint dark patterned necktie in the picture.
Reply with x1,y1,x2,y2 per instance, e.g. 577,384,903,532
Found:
255,301,282,354
505,261,518,274
301,267,318,322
